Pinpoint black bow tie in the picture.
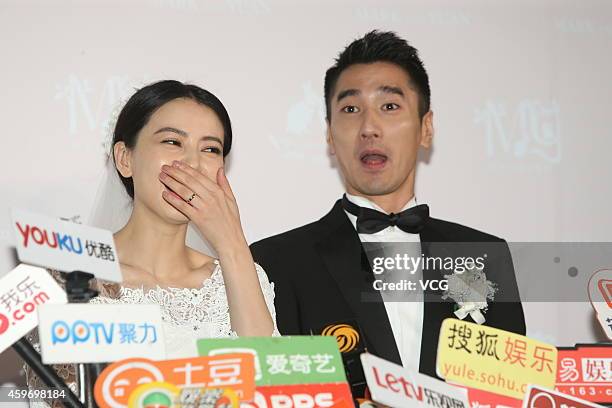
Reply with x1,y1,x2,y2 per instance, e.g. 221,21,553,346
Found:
342,195,429,234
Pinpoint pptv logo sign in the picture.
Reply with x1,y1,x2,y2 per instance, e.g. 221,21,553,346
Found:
50,319,159,346
38,304,165,364
15,222,115,260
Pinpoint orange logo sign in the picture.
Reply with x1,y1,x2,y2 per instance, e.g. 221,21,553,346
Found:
322,324,360,353
94,353,255,408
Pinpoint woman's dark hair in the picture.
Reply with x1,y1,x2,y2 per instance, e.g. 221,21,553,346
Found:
324,30,431,122
111,80,232,199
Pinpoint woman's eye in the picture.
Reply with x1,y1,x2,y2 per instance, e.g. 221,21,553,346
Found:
162,139,181,146
382,103,399,111
202,147,222,154
342,105,359,113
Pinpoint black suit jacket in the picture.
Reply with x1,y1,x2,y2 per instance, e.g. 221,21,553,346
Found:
250,200,526,379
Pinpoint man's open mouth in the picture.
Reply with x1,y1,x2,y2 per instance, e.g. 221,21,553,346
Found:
360,151,388,168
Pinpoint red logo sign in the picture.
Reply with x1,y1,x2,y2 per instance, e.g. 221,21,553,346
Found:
240,383,354,408
598,279,612,309
455,385,522,408
524,385,603,408
555,344,611,405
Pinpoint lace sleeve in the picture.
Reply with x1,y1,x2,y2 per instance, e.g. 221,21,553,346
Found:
24,270,79,408
254,262,280,337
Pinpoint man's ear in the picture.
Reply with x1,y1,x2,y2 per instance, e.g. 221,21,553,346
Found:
113,141,133,178
326,120,336,155
419,110,434,149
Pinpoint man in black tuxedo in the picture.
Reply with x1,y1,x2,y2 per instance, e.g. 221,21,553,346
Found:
250,31,525,384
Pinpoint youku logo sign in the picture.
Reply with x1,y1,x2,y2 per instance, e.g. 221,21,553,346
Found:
15,222,116,261
474,99,562,164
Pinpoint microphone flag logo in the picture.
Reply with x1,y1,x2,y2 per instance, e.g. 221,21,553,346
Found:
321,323,360,353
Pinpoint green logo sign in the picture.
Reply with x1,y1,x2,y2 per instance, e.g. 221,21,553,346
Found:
197,336,346,386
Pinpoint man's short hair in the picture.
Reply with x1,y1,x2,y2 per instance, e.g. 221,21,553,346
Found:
324,30,431,122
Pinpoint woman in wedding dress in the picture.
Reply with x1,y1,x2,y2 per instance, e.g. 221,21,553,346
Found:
26,80,278,406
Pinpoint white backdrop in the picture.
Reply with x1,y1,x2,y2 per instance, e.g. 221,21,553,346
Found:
1,0,611,381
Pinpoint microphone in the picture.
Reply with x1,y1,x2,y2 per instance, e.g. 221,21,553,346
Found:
315,320,368,399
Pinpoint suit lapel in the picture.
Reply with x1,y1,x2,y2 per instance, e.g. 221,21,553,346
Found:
315,201,402,365
419,222,455,378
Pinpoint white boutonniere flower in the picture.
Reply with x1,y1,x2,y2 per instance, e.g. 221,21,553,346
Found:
442,264,497,324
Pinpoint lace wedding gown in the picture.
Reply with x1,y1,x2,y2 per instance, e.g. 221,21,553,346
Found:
26,260,279,407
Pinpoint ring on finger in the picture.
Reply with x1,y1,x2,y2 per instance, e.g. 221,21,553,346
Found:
187,192,197,203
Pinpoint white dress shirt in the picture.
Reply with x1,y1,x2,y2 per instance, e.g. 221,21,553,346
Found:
344,193,424,372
